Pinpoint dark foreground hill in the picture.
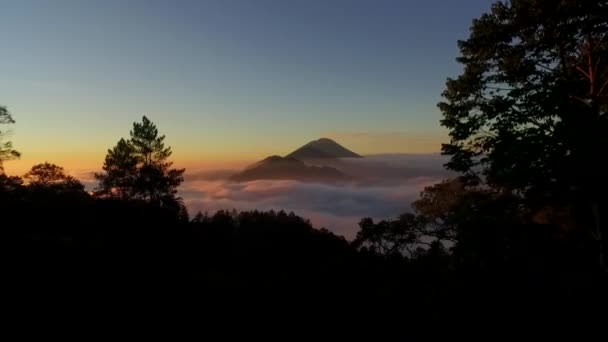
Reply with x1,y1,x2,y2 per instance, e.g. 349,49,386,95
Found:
1,178,605,319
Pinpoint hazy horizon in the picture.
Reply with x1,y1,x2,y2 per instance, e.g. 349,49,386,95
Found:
3,141,446,176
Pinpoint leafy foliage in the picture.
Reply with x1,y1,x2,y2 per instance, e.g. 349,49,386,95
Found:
439,0,608,196
24,162,85,193
0,105,21,172
352,214,423,256
439,0,608,271
95,116,185,211
95,138,137,199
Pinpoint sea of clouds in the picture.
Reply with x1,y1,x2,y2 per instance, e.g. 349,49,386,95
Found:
182,154,453,239
76,154,452,239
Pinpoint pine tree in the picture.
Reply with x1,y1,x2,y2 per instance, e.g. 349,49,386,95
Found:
95,116,185,209
95,138,138,199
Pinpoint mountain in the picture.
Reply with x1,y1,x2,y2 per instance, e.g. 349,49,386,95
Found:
230,156,349,182
286,138,362,159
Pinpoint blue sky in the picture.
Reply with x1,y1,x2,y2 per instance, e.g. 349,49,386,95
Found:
0,0,494,172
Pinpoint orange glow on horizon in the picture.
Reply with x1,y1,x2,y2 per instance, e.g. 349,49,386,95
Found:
3,132,445,178
4,152,261,178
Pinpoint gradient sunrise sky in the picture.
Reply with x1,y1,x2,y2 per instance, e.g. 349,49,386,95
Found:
1,0,493,174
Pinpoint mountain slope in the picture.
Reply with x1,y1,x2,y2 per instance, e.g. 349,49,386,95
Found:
230,156,348,182
286,138,362,159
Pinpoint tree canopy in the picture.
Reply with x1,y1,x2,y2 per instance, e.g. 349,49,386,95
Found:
95,138,137,200
0,105,20,173
439,0,608,270
24,162,85,193
95,116,185,211
439,0,608,198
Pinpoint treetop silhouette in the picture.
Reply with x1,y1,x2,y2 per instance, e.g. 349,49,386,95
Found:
0,105,20,173
95,116,185,211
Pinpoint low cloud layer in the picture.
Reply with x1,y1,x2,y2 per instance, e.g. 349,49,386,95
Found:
75,154,451,239
181,154,452,239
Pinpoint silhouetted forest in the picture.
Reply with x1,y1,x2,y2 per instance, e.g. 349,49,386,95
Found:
1,0,608,311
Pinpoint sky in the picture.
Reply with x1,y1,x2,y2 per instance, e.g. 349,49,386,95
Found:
0,0,494,174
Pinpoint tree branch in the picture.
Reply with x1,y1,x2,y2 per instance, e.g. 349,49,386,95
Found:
576,65,591,79
598,78,608,96
570,96,592,107
486,85,516,91
535,63,555,72
479,129,498,137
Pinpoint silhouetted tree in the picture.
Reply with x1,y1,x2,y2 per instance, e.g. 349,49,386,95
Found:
352,178,475,257
24,162,84,192
26,162,71,185
411,176,516,246
95,116,185,212
439,0,608,270
0,174,23,193
95,138,137,199
352,214,424,257
191,211,210,224
0,105,20,173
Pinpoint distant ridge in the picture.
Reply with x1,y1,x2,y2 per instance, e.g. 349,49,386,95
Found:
230,155,348,182
286,138,362,159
